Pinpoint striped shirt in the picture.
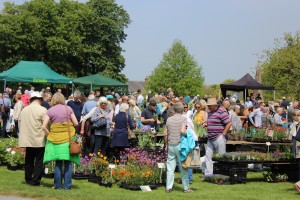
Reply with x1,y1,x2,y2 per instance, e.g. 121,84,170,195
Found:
166,114,187,145
207,107,230,141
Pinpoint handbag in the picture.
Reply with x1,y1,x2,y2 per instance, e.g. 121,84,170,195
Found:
181,148,201,169
127,114,136,139
91,109,107,130
65,105,81,155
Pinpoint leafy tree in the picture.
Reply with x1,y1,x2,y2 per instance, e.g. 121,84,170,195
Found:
262,32,300,100
146,40,204,97
0,0,130,82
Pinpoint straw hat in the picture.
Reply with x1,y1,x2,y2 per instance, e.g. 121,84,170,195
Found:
206,98,218,106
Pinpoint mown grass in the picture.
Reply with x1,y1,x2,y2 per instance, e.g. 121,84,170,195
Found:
0,166,298,200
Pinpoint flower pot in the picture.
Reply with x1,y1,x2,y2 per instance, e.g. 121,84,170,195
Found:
99,182,112,188
73,172,91,180
121,184,157,191
7,165,18,171
43,173,54,179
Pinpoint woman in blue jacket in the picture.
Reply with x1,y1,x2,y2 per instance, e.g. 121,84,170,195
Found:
111,103,135,159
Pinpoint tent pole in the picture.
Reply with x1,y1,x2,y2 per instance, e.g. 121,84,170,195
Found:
273,90,275,101
3,80,6,92
72,84,74,95
244,89,246,101
90,83,93,92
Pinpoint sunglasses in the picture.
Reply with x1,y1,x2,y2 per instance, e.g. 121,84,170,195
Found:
184,107,188,108
195,106,200,109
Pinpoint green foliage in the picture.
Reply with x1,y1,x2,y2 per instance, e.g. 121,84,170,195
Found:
205,79,236,98
262,32,300,100
0,0,130,82
146,40,205,96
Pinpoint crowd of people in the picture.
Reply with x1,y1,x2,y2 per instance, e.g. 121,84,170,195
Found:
0,86,299,193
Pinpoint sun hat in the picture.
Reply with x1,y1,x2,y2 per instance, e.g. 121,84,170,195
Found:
30,92,43,100
206,98,218,106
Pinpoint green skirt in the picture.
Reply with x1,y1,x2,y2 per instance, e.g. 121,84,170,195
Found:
43,138,80,165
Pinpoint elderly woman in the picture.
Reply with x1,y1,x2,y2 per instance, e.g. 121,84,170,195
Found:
274,107,285,126
261,107,274,129
13,93,24,135
42,93,79,190
230,105,243,132
290,110,300,193
165,102,192,193
91,97,111,155
111,103,134,158
128,99,141,124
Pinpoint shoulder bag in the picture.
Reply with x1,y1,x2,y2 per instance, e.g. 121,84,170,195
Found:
91,109,107,130
127,114,136,139
65,105,81,155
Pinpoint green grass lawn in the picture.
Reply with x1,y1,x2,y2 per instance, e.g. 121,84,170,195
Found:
0,166,298,200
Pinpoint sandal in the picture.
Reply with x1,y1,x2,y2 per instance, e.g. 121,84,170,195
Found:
165,189,172,193
184,188,193,193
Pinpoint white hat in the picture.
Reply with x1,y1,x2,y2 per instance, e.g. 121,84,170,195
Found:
46,87,51,90
206,98,218,106
30,92,43,99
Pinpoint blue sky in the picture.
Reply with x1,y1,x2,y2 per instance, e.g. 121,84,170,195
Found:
2,0,300,84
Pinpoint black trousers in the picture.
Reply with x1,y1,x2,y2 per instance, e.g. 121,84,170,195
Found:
25,147,45,185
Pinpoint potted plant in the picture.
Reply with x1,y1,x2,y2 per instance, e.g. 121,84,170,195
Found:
44,161,55,178
5,146,25,170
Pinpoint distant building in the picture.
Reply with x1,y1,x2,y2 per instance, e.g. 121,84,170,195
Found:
127,81,145,93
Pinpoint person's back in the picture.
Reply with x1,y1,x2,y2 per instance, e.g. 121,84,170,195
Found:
166,113,186,145
19,101,47,147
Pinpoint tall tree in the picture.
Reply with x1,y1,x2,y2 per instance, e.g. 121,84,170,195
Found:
146,40,204,97
262,32,300,100
0,0,130,82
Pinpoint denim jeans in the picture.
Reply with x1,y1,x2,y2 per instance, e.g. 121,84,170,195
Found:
188,169,193,183
54,160,72,190
166,144,189,190
205,134,226,175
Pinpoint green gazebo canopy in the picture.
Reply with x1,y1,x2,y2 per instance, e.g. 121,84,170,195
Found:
0,60,72,84
73,74,127,89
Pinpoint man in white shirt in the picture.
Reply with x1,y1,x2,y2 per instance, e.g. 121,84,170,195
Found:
137,89,144,107
245,97,253,108
249,102,265,128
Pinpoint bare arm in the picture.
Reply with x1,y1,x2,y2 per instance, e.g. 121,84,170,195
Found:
71,113,78,127
223,121,232,136
141,117,154,124
42,115,50,136
181,123,187,135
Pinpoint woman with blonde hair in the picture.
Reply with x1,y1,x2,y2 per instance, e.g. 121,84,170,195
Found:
13,93,24,135
193,101,207,126
42,93,79,190
129,99,141,125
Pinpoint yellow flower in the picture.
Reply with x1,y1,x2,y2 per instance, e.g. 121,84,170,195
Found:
104,156,107,160
97,152,100,156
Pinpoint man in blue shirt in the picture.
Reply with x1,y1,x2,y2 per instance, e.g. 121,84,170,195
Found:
82,93,97,116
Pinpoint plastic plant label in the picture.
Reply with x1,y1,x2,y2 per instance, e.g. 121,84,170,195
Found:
140,186,152,192
45,168,48,174
108,164,116,169
157,163,166,169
